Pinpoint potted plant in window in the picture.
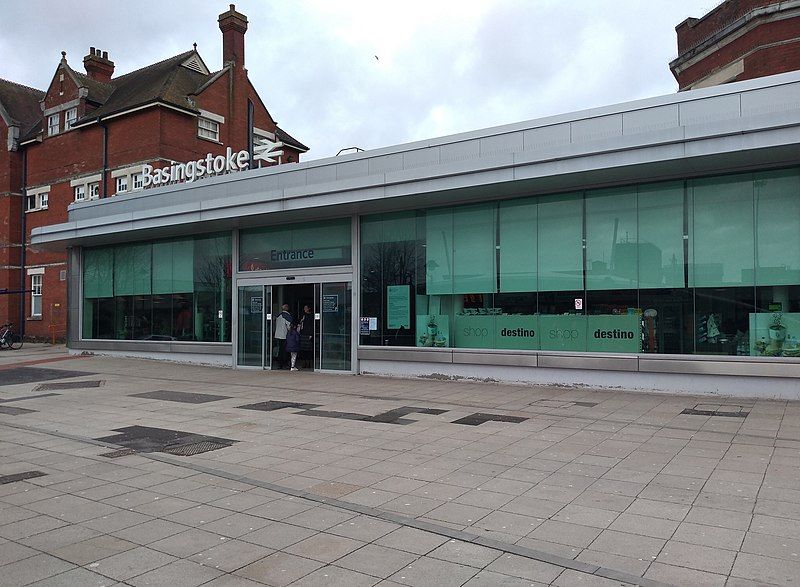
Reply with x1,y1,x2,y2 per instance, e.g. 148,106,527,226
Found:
769,312,787,343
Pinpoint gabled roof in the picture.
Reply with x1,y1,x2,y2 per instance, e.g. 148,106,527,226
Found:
71,50,206,124
276,126,308,152
15,48,308,153
0,78,44,128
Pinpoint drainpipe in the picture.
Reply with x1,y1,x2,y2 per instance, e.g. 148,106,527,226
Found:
18,147,27,337
98,118,108,197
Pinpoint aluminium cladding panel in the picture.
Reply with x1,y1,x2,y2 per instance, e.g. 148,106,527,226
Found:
479,132,524,157
571,114,623,143
357,347,454,363
452,351,538,367
440,139,481,164
70,340,232,355
537,353,638,372
403,147,441,170
638,358,800,378
621,104,680,135
523,124,571,151
679,93,741,126
741,82,800,117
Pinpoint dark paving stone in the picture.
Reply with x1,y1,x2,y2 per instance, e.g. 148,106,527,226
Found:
130,390,232,404
681,408,749,418
34,380,103,391
0,471,46,484
238,401,448,425
0,367,94,386
238,401,322,411
574,401,598,407
0,392,60,403
451,413,528,426
0,405,36,415
94,425,237,456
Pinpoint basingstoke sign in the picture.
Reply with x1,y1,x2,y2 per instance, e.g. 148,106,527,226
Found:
142,137,284,188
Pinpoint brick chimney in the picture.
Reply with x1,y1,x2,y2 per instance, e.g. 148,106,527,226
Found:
218,4,248,67
83,48,114,83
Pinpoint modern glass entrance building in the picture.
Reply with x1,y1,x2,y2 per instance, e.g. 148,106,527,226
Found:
32,70,800,396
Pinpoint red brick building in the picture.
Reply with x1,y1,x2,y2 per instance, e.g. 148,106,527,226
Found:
0,4,307,340
671,0,800,90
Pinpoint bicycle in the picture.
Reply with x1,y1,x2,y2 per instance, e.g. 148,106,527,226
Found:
0,323,23,350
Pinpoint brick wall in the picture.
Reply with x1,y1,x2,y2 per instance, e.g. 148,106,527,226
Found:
676,0,778,53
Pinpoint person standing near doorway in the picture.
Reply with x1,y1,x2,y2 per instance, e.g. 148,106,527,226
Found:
274,303,293,369
286,323,301,371
299,304,314,369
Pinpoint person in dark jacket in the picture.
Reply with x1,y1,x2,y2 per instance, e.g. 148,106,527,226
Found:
299,304,314,369
286,323,301,371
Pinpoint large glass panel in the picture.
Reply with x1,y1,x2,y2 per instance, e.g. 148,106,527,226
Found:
239,217,352,271
638,182,685,289
695,287,753,356
691,175,754,287
425,208,454,295
453,203,496,294
585,187,637,290
754,169,800,287
753,285,800,357
321,282,351,370
639,288,693,354
237,285,263,366
499,199,537,293
82,234,231,341
538,193,583,291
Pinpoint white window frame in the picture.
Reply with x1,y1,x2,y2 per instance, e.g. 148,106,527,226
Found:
65,107,78,129
115,176,128,194
132,172,143,191
25,186,50,212
31,274,42,317
88,182,100,200
198,117,220,141
74,185,86,202
48,113,60,136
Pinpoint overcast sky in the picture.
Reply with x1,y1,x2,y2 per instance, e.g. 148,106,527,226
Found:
1,0,720,160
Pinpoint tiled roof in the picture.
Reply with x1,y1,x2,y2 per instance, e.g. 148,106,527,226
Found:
12,49,307,153
0,78,44,128
276,126,309,152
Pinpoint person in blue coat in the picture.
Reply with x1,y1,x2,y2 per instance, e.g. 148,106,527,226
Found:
286,323,301,371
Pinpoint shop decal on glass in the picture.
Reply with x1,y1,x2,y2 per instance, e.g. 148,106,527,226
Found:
250,296,263,313
574,298,583,310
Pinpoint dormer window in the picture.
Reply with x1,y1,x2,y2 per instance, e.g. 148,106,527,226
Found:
65,108,78,129
48,113,60,136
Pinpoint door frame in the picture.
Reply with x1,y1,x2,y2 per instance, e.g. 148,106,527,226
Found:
235,272,355,372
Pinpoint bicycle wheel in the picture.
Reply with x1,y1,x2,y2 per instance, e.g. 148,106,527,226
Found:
8,333,23,350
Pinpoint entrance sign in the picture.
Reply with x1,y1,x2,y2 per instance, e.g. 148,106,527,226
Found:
387,285,410,329
143,147,250,188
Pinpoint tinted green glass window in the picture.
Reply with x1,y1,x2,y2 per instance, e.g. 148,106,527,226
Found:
638,182,685,289
691,175,754,287
83,248,113,298
585,187,637,290
538,193,583,292
499,199,537,293
755,169,800,286
239,217,352,270
172,239,194,293
152,241,173,295
453,203,496,294
114,244,151,296
425,208,454,294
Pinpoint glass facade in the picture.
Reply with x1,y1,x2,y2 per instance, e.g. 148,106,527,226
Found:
239,217,351,271
360,168,800,357
83,234,232,342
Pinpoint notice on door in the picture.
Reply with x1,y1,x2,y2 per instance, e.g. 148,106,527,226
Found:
322,294,338,313
387,285,411,329
250,297,263,314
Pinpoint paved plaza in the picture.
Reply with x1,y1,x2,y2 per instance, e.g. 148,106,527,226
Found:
0,348,799,585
